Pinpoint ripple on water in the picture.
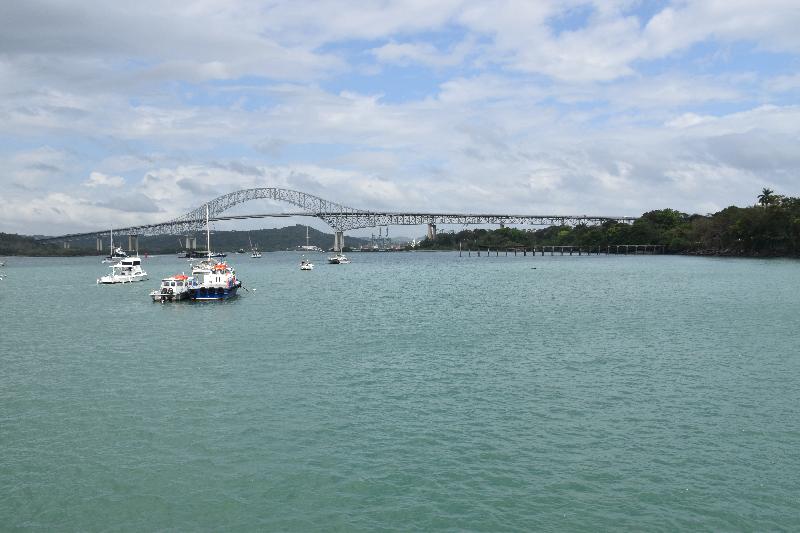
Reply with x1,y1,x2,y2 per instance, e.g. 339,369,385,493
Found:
1,253,799,530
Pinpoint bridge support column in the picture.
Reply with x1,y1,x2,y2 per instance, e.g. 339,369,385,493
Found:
96,237,103,252
128,235,138,253
427,223,436,240
185,236,197,249
63,241,70,249
334,231,345,252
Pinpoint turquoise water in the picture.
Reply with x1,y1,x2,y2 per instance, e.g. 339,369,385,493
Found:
2,252,799,531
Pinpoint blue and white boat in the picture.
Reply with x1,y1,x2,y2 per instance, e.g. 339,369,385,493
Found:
188,205,241,300
190,258,239,300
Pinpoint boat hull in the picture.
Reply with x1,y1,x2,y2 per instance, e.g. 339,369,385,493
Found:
191,287,238,300
97,275,148,284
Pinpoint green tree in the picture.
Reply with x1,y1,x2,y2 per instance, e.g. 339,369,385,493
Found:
758,188,775,207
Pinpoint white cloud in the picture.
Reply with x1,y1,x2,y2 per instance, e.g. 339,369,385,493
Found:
2,1,800,236
84,171,126,188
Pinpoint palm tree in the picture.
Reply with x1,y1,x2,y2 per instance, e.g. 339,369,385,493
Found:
758,188,775,207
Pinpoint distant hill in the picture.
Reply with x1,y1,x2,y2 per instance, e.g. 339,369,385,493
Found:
1,232,85,256
1,225,370,256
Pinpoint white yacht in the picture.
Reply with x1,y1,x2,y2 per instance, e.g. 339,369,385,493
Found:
150,274,193,302
97,256,148,284
300,257,313,270
327,253,350,264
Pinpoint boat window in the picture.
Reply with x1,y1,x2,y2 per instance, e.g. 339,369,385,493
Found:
176,281,183,286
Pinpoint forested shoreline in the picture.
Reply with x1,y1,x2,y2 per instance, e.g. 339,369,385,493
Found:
418,190,800,258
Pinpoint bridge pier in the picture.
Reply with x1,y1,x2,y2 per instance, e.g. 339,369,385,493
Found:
426,223,437,240
128,235,139,253
333,231,345,252
63,241,70,249
96,237,103,252
185,236,197,249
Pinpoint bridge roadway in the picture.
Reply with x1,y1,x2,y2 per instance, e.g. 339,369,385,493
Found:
41,211,636,243
39,186,636,250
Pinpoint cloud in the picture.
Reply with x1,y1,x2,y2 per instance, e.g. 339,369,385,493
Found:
84,171,125,188
2,1,800,236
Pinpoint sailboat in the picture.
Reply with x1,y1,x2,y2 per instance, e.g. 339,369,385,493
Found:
249,233,262,258
101,229,127,263
297,225,322,252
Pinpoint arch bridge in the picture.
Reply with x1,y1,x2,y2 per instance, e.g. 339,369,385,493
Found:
40,187,637,251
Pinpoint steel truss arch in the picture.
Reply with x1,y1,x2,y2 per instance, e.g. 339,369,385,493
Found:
37,187,638,242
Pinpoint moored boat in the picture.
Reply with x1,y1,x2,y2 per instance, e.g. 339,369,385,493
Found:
190,259,239,300
300,257,313,270
249,234,262,258
189,205,241,300
327,253,350,264
150,274,192,302
97,256,148,284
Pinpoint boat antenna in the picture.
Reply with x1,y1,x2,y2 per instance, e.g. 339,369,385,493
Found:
206,204,211,257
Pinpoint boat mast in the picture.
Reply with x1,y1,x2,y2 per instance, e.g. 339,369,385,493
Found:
206,204,211,257
110,228,113,255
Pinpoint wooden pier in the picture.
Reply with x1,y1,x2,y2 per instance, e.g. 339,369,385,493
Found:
460,244,665,257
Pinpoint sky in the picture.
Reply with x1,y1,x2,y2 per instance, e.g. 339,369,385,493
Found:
2,0,800,236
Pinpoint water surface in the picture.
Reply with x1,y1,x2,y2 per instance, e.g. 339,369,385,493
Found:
2,253,798,530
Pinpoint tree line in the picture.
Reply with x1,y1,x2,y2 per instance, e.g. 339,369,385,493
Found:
418,189,800,257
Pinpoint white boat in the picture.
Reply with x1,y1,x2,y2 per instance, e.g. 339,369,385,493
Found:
300,257,313,270
297,225,323,252
190,205,241,300
97,256,148,284
191,258,240,299
249,234,262,258
101,230,128,263
150,274,193,302
327,253,350,264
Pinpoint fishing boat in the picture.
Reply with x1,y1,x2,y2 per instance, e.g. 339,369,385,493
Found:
300,257,313,270
327,253,350,264
190,205,241,300
150,274,193,302
190,258,239,299
97,256,148,284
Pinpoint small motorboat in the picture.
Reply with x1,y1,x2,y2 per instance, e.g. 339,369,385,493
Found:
300,258,313,270
150,274,193,302
327,253,350,264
